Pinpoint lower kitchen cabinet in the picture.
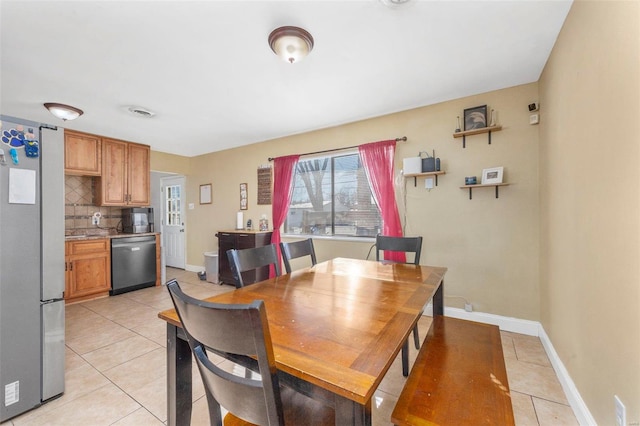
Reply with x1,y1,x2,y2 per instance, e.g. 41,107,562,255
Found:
65,239,111,303
216,230,272,285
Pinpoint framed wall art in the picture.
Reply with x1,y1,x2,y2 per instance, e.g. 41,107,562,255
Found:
199,183,212,204
481,166,504,185
240,183,248,210
464,105,488,130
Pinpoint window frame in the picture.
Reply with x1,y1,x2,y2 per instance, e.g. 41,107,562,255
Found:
283,150,381,240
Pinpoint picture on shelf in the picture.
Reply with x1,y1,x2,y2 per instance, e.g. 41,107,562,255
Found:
464,105,488,130
481,166,504,185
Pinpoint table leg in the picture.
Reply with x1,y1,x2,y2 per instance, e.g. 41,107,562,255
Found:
401,339,409,377
167,323,192,426
433,279,444,316
335,395,371,426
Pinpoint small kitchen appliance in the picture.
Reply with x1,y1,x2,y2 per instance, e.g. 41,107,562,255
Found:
122,207,154,233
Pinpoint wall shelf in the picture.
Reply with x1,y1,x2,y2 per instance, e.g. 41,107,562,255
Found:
453,125,502,148
405,171,446,187
460,183,510,200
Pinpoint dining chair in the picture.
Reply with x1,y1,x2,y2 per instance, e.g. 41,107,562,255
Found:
375,235,423,266
375,234,424,376
166,279,334,426
227,244,281,289
279,239,317,273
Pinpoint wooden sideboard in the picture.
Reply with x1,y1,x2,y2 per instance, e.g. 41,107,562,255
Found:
216,230,272,285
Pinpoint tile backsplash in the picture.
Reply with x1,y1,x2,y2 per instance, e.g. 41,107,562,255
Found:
65,175,123,236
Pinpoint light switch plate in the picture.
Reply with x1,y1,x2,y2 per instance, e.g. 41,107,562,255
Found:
530,114,539,125
188,203,195,210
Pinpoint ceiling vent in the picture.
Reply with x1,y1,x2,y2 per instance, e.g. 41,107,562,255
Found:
126,106,155,118
380,0,412,8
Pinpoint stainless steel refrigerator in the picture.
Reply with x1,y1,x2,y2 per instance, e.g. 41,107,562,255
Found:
0,115,65,422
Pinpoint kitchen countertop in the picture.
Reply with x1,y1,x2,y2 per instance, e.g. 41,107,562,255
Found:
65,232,159,241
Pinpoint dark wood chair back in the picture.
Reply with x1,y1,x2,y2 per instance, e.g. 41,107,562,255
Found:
227,244,281,288
375,235,423,265
375,235,424,373
166,279,284,425
279,239,317,273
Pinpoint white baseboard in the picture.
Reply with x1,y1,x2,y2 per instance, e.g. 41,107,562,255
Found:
538,326,597,426
185,264,202,273
423,305,595,425
443,306,540,336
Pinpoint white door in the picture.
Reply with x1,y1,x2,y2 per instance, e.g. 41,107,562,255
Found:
163,176,186,269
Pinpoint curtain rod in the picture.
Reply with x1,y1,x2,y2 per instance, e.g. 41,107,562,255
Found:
268,136,407,162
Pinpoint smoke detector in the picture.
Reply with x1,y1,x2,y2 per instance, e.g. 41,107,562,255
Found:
126,106,155,118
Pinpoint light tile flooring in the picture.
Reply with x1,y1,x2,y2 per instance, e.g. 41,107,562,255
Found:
6,267,579,425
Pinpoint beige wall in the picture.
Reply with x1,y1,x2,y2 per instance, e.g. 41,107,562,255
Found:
539,0,640,423
153,82,542,320
150,150,191,175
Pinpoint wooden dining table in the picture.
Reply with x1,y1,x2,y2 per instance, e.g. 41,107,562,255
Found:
158,257,447,426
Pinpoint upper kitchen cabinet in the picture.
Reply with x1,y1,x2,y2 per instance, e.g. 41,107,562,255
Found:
96,138,150,206
64,130,101,176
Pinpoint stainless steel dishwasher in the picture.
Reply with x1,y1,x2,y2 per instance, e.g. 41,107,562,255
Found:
111,235,157,295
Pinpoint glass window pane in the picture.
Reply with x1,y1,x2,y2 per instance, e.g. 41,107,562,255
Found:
285,154,381,237
166,185,181,226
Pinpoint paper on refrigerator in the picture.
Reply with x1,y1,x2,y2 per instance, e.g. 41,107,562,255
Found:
9,167,36,204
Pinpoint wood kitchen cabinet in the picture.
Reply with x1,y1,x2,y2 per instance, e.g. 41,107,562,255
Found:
216,230,272,285
65,239,111,303
96,138,150,206
64,130,102,176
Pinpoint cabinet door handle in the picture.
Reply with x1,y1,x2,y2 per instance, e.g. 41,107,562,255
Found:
69,262,73,272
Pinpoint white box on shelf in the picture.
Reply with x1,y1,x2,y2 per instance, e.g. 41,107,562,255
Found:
403,157,421,175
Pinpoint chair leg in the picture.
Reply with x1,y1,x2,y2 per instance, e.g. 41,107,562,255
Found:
413,324,420,350
402,339,409,377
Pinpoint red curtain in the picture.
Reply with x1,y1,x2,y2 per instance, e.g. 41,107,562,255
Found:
270,154,300,276
358,140,406,263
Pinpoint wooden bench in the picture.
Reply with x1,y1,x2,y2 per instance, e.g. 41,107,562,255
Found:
391,316,515,425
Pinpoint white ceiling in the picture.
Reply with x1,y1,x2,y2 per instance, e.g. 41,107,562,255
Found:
0,0,572,157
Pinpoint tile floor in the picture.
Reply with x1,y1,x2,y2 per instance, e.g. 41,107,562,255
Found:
6,267,579,425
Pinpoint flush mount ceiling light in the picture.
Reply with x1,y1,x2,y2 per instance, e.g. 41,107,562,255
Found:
43,103,83,121
268,26,314,64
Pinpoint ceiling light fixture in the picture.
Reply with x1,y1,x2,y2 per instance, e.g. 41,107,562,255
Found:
43,103,84,121
268,26,314,64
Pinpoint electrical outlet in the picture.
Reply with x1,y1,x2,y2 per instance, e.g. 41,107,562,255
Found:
464,303,473,312
425,177,434,189
92,216,99,225
615,395,626,426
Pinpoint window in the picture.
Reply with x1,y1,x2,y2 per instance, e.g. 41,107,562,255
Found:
165,184,182,226
284,153,382,237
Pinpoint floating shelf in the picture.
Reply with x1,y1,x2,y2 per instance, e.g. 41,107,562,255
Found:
404,171,446,187
453,125,502,148
460,183,510,200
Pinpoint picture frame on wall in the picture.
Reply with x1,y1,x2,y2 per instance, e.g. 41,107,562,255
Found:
464,105,488,130
199,183,212,204
481,166,504,185
240,183,248,210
